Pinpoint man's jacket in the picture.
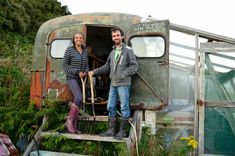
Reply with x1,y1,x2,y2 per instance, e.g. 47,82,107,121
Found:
93,44,138,86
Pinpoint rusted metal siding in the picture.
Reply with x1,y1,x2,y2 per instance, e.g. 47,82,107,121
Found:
30,72,43,107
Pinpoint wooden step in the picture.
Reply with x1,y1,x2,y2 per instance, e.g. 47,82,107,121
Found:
78,115,108,121
78,114,133,122
41,132,128,143
30,150,89,156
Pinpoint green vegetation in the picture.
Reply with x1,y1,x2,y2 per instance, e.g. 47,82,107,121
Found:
0,0,70,153
0,0,70,34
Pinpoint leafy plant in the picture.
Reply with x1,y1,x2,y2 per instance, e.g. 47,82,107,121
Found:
138,127,167,156
168,136,198,156
138,128,198,156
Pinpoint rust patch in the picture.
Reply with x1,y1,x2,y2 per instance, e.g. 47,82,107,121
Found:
49,80,73,102
197,99,204,106
132,16,141,23
49,31,56,43
45,57,51,92
30,72,43,108
82,25,87,45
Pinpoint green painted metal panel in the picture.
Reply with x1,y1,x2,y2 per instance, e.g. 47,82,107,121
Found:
127,20,170,109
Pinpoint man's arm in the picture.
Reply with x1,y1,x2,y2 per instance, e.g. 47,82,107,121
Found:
90,54,111,76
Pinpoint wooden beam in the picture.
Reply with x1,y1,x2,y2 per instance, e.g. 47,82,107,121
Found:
41,132,127,143
30,150,89,156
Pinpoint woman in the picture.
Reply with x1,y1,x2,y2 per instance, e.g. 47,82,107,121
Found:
62,32,89,134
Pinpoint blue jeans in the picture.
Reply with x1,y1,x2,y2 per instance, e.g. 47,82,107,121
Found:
107,85,130,118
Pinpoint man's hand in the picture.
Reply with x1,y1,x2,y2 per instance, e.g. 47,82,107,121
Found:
88,71,94,76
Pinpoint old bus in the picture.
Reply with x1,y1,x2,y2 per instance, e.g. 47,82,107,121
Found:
28,12,235,156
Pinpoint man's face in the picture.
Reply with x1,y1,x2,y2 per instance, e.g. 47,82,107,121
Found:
111,30,123,46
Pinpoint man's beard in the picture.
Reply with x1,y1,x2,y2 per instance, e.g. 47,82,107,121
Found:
114,39,121,46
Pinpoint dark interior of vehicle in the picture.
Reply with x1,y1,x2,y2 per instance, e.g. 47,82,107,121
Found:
85,25,114,115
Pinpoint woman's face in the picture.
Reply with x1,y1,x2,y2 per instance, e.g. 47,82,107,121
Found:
74,33,84,46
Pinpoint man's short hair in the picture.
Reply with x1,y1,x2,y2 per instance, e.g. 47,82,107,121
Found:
111,27,124,36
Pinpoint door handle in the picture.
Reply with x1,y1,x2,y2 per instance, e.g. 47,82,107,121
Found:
157,60,168,66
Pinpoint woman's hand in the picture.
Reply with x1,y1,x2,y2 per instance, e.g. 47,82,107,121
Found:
79,72,87,78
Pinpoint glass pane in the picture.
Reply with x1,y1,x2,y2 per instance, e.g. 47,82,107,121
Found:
51,39,71,58
205,53,235,101
130,36,165,57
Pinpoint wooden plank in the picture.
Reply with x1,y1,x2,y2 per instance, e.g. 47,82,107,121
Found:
157,120,194,125
79,109,91,117
205,101,235,108
41,132,127,143
30,150,89,156
156,111,194,129
78,115,133,122
198,51,206,154
199,154,228,156
127,110,142,155
83,102,107,105
79,115,107,121
156,111,194,125
157,124,194,129
23,116,47,156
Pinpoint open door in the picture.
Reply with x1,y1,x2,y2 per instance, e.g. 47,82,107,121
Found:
126,20,170,110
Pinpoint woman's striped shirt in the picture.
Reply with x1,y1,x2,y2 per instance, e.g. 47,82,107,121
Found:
62,46,89,79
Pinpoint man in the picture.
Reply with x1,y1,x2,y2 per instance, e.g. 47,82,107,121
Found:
89,27,138,139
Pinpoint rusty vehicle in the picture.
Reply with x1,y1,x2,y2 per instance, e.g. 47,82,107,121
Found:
26,12,235,156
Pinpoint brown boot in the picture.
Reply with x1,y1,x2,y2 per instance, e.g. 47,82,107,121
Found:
66,104,79,133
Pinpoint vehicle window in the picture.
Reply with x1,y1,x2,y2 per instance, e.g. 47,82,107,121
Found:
130,36,165,57
51,39,71,58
